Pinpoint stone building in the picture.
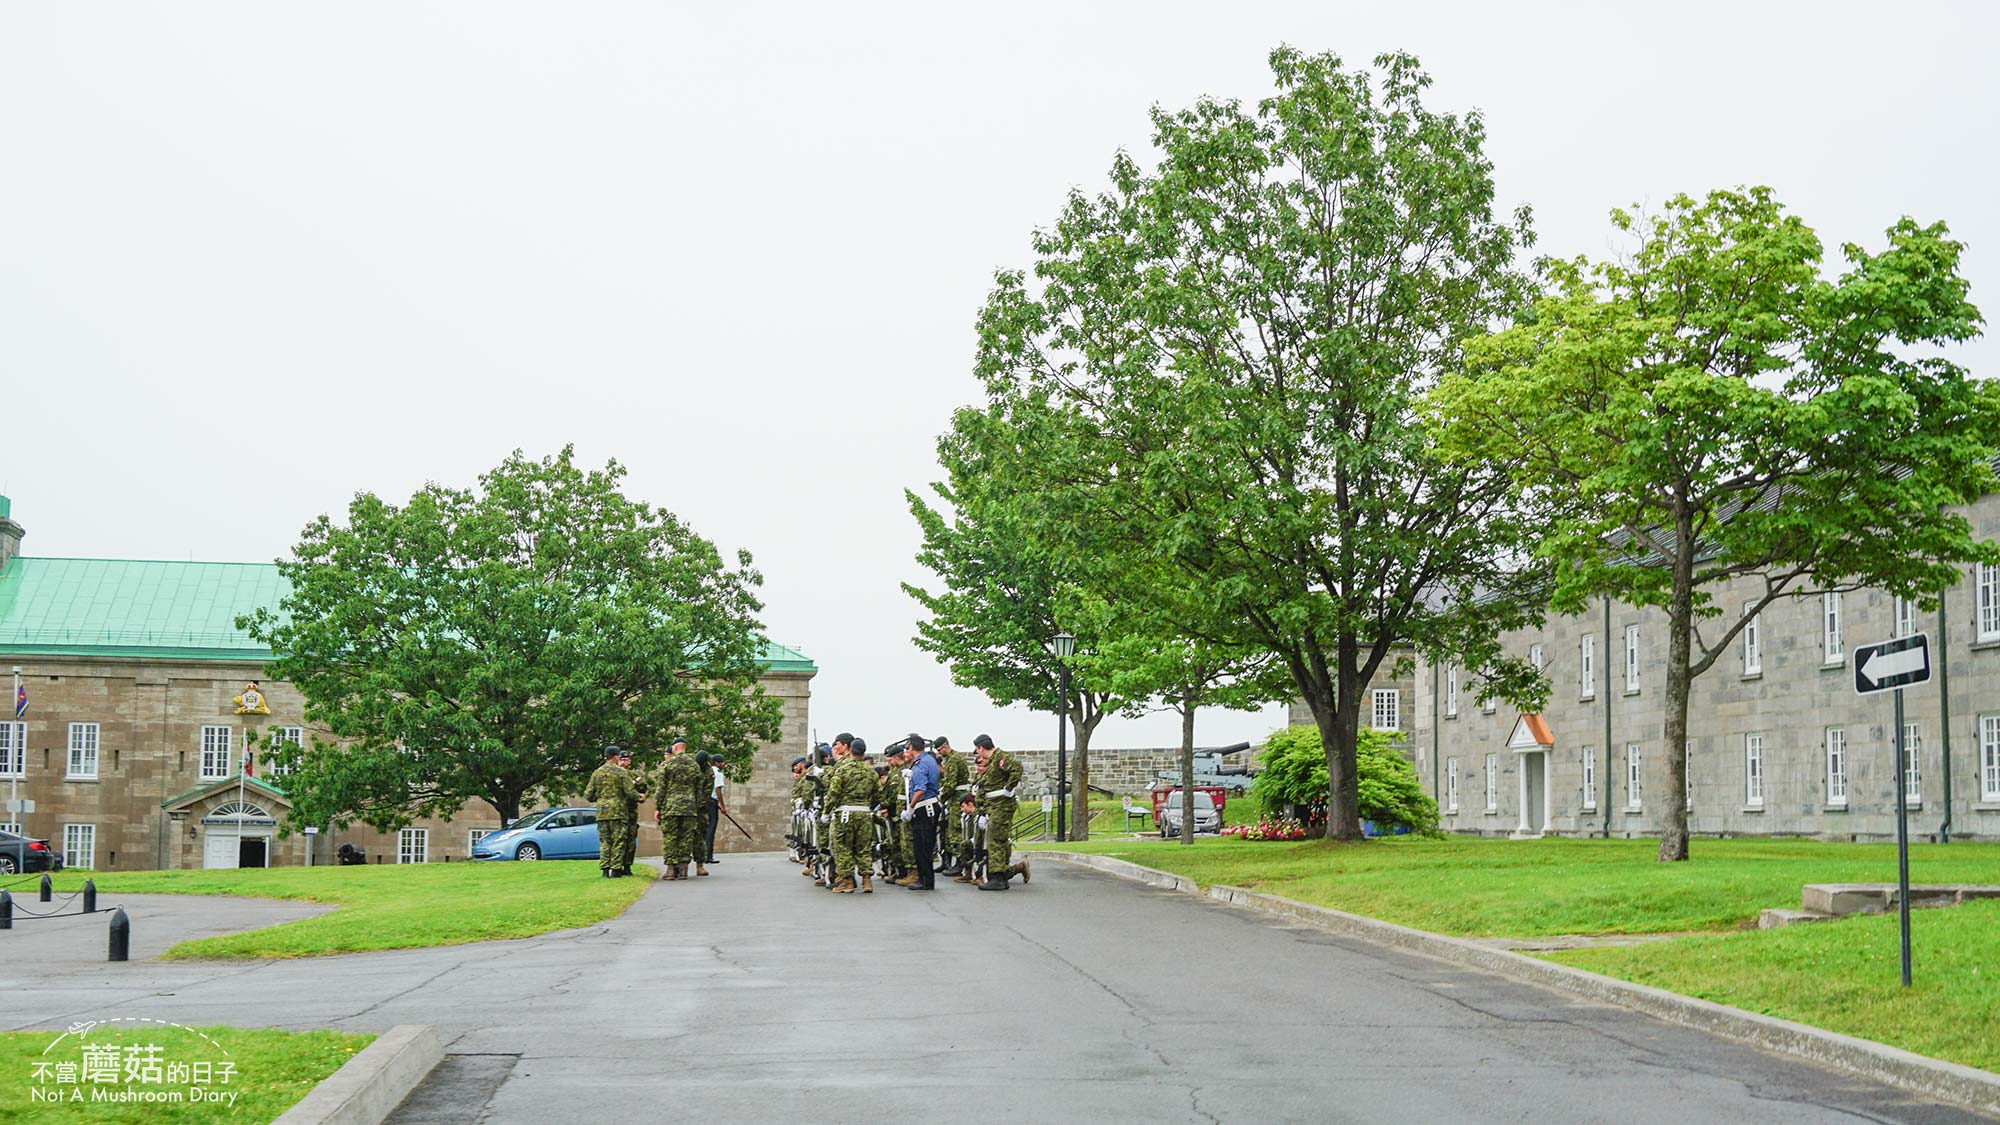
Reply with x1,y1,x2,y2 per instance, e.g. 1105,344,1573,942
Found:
0,496,815,871
1412,493,2000,843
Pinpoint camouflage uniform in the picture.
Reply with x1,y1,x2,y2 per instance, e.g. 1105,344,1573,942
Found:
938,750,971,868
826,756,877,886
877,768,903,874
975,748,1024,871
656,752,706,869
622,768,649,873
583,759,637,876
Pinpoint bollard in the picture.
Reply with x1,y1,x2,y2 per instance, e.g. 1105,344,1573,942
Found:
1,889,11,930
83,879,96,914
40,873,52,902
108,908,130,962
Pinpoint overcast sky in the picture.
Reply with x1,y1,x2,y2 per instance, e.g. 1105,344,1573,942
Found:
3,2,1994,754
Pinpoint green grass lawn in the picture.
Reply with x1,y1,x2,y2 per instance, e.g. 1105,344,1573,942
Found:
0,1025,372,1123
45,861,651,959
1023,833,2000,1072
1549,901,2000,1074
1024,834,2000,936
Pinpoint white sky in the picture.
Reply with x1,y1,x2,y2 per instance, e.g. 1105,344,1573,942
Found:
3,2,1994,754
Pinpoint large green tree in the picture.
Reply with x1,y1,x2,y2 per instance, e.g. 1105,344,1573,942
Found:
243,447,783,830
905,406,1147,840
969,48,1547,839
1432,187,2000,861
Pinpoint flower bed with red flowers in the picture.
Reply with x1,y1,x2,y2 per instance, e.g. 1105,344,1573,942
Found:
1221,817,1312,842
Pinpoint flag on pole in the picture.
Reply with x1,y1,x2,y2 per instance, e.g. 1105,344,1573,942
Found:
243,744,255,778
12,684,23,718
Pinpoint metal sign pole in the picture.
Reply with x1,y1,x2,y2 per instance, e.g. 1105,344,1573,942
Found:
1892,687,1912,987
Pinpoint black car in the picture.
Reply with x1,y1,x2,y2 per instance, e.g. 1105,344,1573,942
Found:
0,829,64,875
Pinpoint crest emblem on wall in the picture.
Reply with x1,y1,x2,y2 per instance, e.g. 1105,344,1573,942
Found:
233,681,270,715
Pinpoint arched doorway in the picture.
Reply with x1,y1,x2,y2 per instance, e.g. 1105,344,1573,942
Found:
201,802,276,869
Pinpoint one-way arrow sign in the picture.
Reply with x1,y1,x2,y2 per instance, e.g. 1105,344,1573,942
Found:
1854,633,1932,696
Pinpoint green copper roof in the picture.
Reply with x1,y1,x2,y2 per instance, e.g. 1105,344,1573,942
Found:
0,558,283,660
0,555,816,672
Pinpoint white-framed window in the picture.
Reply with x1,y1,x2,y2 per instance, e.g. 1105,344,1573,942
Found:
1581,748,1597,810
1625,743,1642,810
1371,688,1400,731
398,828,429,864
1979,564,2000,641
1445,757,1459,813
1484,754,1498,812
1529,643,1544,671
0,821,19,835
1982,715,2000,802
1902,722,1922,806
468,828,493,851
199,724,233,781
1624,625,1641,693
1684,740,1693,812
1446,666,1459,717
0,720,23,778
63,823,96,869
67,723,99,779
1826,727,1847,806
1480,680,1495,714
269,727,303,776
1745,733,1765,807
1822,592,1843,664
1580,635,1596,698
1742,603,1761,675
1893,596,1917,639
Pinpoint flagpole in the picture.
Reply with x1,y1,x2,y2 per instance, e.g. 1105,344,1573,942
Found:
238,729,248,866
8,666,20,833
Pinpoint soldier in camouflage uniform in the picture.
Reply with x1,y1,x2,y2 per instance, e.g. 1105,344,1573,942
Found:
656,739,706,879
934,736,969,877
825,736,876,893
887,741,921,886
617,748,649,877
972,734,1029,890
787,756,810,863
583,746,637,878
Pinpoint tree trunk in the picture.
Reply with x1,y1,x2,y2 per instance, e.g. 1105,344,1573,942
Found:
1318,634,1364,840
1658,514,1696,862
489,790,523,827
1069,712,1098,841
1180,691,1197,846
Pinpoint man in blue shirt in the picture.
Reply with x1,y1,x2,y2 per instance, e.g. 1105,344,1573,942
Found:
902,734,942,890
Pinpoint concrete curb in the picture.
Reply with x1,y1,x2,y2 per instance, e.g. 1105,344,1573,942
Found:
1039,851,2000,1118
274,1024,444,1125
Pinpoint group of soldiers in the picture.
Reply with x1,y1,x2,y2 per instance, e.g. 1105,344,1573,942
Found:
785,731,1030,893
582,738,718,880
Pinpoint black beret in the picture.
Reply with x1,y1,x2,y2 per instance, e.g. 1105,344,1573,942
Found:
850,737,868,756
603,745,623,759
974,734,994,749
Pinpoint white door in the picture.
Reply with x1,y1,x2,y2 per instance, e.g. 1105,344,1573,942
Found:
203,832,240,869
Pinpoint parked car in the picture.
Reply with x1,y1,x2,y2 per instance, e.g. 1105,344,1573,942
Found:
1158,790,1221,837
0,829,64,875
470,807,601,861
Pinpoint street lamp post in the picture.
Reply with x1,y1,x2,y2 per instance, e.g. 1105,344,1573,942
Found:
1052,632,1075,843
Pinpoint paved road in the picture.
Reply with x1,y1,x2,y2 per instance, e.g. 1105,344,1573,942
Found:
0,855,1984,1123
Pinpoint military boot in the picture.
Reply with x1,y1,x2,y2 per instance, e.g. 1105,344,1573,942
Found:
832,876,856,893
890,871,918,887
860,875,874,893
953,868,978,884
695,862,709,877
938,859,962,877
1005,861,1030,884
976,873,1010,891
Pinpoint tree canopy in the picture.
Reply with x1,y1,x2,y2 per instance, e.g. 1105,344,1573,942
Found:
962,47,1548,839
243,447,783,829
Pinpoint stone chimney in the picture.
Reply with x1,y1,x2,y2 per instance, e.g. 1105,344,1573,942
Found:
0,496,22,573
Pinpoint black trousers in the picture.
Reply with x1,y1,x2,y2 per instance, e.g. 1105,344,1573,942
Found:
911,805,938,887
703,800,719,862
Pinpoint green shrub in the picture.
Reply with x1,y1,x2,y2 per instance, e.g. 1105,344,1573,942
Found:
1252,724,1439,834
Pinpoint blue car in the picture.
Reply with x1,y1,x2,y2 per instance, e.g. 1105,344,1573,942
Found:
471,806,601,861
